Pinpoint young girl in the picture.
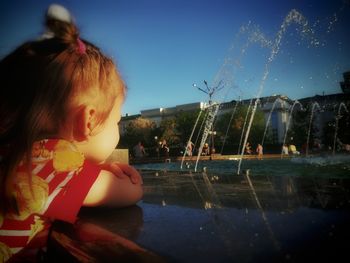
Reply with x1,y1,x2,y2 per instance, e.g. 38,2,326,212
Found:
0,4,143,261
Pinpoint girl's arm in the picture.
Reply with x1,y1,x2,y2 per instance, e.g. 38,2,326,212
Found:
83,168,143,207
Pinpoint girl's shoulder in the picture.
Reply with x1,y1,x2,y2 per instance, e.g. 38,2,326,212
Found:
16,138,101,221
31,139,85,171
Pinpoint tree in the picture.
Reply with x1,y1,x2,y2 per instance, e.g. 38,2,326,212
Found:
286,109,308,147
175,110,204,145
215,105,266,154
287,104,318,152
336,108,350,144
322,120,335,150
119,117,156,149
322,102,350,150
159,118,179,146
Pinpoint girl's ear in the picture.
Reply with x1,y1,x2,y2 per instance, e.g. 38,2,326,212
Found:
73,105,97,141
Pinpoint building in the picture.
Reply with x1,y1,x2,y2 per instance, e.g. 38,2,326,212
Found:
298,93,350,141
120,102,206,135
294,72,350,142
140,102,206,126
218,95,293,143
120,95,292,143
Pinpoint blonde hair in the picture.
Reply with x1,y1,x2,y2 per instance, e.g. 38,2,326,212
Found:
0,18,125,213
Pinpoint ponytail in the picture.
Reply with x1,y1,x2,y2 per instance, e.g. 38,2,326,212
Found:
45,18,79,44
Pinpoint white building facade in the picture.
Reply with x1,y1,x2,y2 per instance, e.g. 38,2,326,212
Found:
120,96,292,144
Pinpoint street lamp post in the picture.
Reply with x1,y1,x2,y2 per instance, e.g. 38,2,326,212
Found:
193,80,223,155
193,80,222,105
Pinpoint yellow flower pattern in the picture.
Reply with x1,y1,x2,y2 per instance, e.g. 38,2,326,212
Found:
7,172,48,221
32,140,52,161
0,242,12,262
53,140,84,172
1,139,86,260
28,216,46,243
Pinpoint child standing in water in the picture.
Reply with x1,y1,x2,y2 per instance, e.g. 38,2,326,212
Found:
0,4,143,261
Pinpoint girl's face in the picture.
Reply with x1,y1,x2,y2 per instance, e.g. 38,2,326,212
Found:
83,96,123,163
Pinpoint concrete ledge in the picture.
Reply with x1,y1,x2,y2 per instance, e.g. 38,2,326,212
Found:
107,149,129,164
130,153,293,164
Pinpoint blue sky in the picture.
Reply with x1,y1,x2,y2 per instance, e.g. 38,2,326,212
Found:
0,0,349,115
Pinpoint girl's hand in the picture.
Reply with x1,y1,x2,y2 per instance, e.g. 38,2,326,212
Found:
101,163,143,185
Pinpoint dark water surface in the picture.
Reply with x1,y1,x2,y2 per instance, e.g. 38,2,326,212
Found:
80,156,350,262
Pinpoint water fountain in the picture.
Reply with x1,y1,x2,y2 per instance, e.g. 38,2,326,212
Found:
305,102,321,156
180,109,204,169
281,100,304,157
131,5,350,263
171,5,350,183
184,80,224,172
333,102,349,155
261,98,282,147
237,99,253,155
178,8,324,175
235,9,322,174
220,100,239,154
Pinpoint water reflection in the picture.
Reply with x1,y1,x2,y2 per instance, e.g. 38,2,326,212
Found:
139,169,350,262
47,205,166,263
142,170,350,211
54,161,350,262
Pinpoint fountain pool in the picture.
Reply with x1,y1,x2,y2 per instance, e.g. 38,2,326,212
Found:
71,155,350,262
133,156,350,262
134,155,350,177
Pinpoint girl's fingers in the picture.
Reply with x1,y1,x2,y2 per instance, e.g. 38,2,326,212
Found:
117,164,143,185
102,163,127,179
103,163,143,184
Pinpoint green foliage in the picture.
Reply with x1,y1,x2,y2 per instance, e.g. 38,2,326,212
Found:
159,118,180,145
119,111,204,153
286,109,308,146
119,117,156,148
322,120,335,149
175,110,204,145
215,105,266,153
287,104,318,148
322,103,350,148
121,104,321,155
336,111,350,144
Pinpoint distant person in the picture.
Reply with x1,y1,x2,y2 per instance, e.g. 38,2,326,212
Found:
289,144,300,155
245,142,252,154
0,4,143,261
345,144,350,153
156,140,162,157
312,140,321,153
282,144,289,155
186,141,195,156
256,143,263,159
202,143,210,156
337,138,350,153
160,139,170,158
210,146,216,155
133,141,146,158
